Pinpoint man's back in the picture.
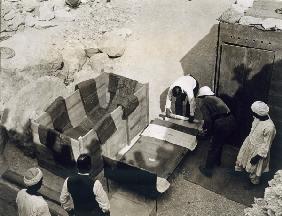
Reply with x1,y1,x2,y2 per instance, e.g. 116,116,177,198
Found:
16,189,50,216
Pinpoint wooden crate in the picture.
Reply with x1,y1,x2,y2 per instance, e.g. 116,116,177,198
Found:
31,73,149,177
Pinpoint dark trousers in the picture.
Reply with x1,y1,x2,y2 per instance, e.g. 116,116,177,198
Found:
205,114,236,169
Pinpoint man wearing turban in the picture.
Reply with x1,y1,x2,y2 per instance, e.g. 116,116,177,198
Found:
235,101,276,185
16,167,51,216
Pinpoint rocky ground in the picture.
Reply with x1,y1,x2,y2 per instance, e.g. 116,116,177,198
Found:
0,0,248,215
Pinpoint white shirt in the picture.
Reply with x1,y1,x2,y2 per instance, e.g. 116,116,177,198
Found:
60,173,110,213
16,189,51,216
165,75,197,116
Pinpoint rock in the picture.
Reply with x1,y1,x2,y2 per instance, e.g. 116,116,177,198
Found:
35,21,58,29
72,64,100,85
4,76,71,133
4,9,16,21
0,47,15,59
55,9,75,22
52,0,66,10
98,31,126,57
39,1,55,21
25,14,37,27
88,53,113,73
82,40,100,57
11,14,26,30
113,28,132,39
22,0,40,12
0,29,64,78
61,42,87,78
65,0,81,8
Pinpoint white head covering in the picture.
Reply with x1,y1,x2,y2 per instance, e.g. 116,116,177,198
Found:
23,168,43,187
197,86,215,97
251,101,269,116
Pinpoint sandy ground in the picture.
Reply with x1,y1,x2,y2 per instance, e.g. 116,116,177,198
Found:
114,0,234,119
0,0,248,215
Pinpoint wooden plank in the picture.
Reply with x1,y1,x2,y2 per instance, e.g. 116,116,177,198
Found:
220,23,282,51
35,112,53,128
103,106,128,159
122,136,188,179
65,90,87,128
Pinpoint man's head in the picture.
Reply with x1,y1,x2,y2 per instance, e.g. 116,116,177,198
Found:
24,167,43,193
172,86,182,98
77,154,92,174
197,86,214,98
251,101,269,119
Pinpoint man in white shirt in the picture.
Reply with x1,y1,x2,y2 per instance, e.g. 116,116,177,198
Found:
16,167,51,216
60,154,110,216
165,75,199,122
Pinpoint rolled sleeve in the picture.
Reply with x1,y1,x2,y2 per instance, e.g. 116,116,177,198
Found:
60,178,74,211
93,180,110,213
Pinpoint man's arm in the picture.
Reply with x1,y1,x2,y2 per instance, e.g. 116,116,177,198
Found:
93,180,110,214
165,89,172,112
60,178,74,214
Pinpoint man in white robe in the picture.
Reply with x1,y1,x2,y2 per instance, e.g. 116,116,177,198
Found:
235,101,276,185
16,167,51,216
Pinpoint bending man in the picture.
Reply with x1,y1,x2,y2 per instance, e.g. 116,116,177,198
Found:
197,86,236,177
165,74,199,122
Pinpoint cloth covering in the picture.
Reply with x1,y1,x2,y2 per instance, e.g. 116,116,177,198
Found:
16,189,51,216
108,73,139,118
251,101,269,116
75,79,99,114
38,125,74,166
95,114,117,144
23,168,43,187
45,96,72,133
114,94,139,119
236,118,276,177
141,124,197,151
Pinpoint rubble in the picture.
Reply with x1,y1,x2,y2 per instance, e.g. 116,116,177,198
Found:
98,31,126,57
82,40,100,57
39,1,55,21
4,10,16,21
245,170,282,216
25,14,37,27
55,9,75,22
35,21,58,29
88,53,113,73
4,76,71,134
61,42,87,78
0,47,15,59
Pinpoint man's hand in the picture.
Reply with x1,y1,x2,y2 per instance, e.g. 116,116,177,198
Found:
250,155,263,165
188,116,194,123
67,209,75,216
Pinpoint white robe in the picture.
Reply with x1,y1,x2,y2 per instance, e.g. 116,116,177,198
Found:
165,75,197,116
16,189,51,216
236,117,276,177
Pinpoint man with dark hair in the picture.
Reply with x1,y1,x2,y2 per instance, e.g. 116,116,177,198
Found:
60,154,110,216
197,86,236,177
16,167,51,216
165,75,199,123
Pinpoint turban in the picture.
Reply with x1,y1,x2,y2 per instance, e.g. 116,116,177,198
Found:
23,168,43,187
251,101,269,116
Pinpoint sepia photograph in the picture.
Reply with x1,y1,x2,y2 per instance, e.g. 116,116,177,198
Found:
0,0,282,215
